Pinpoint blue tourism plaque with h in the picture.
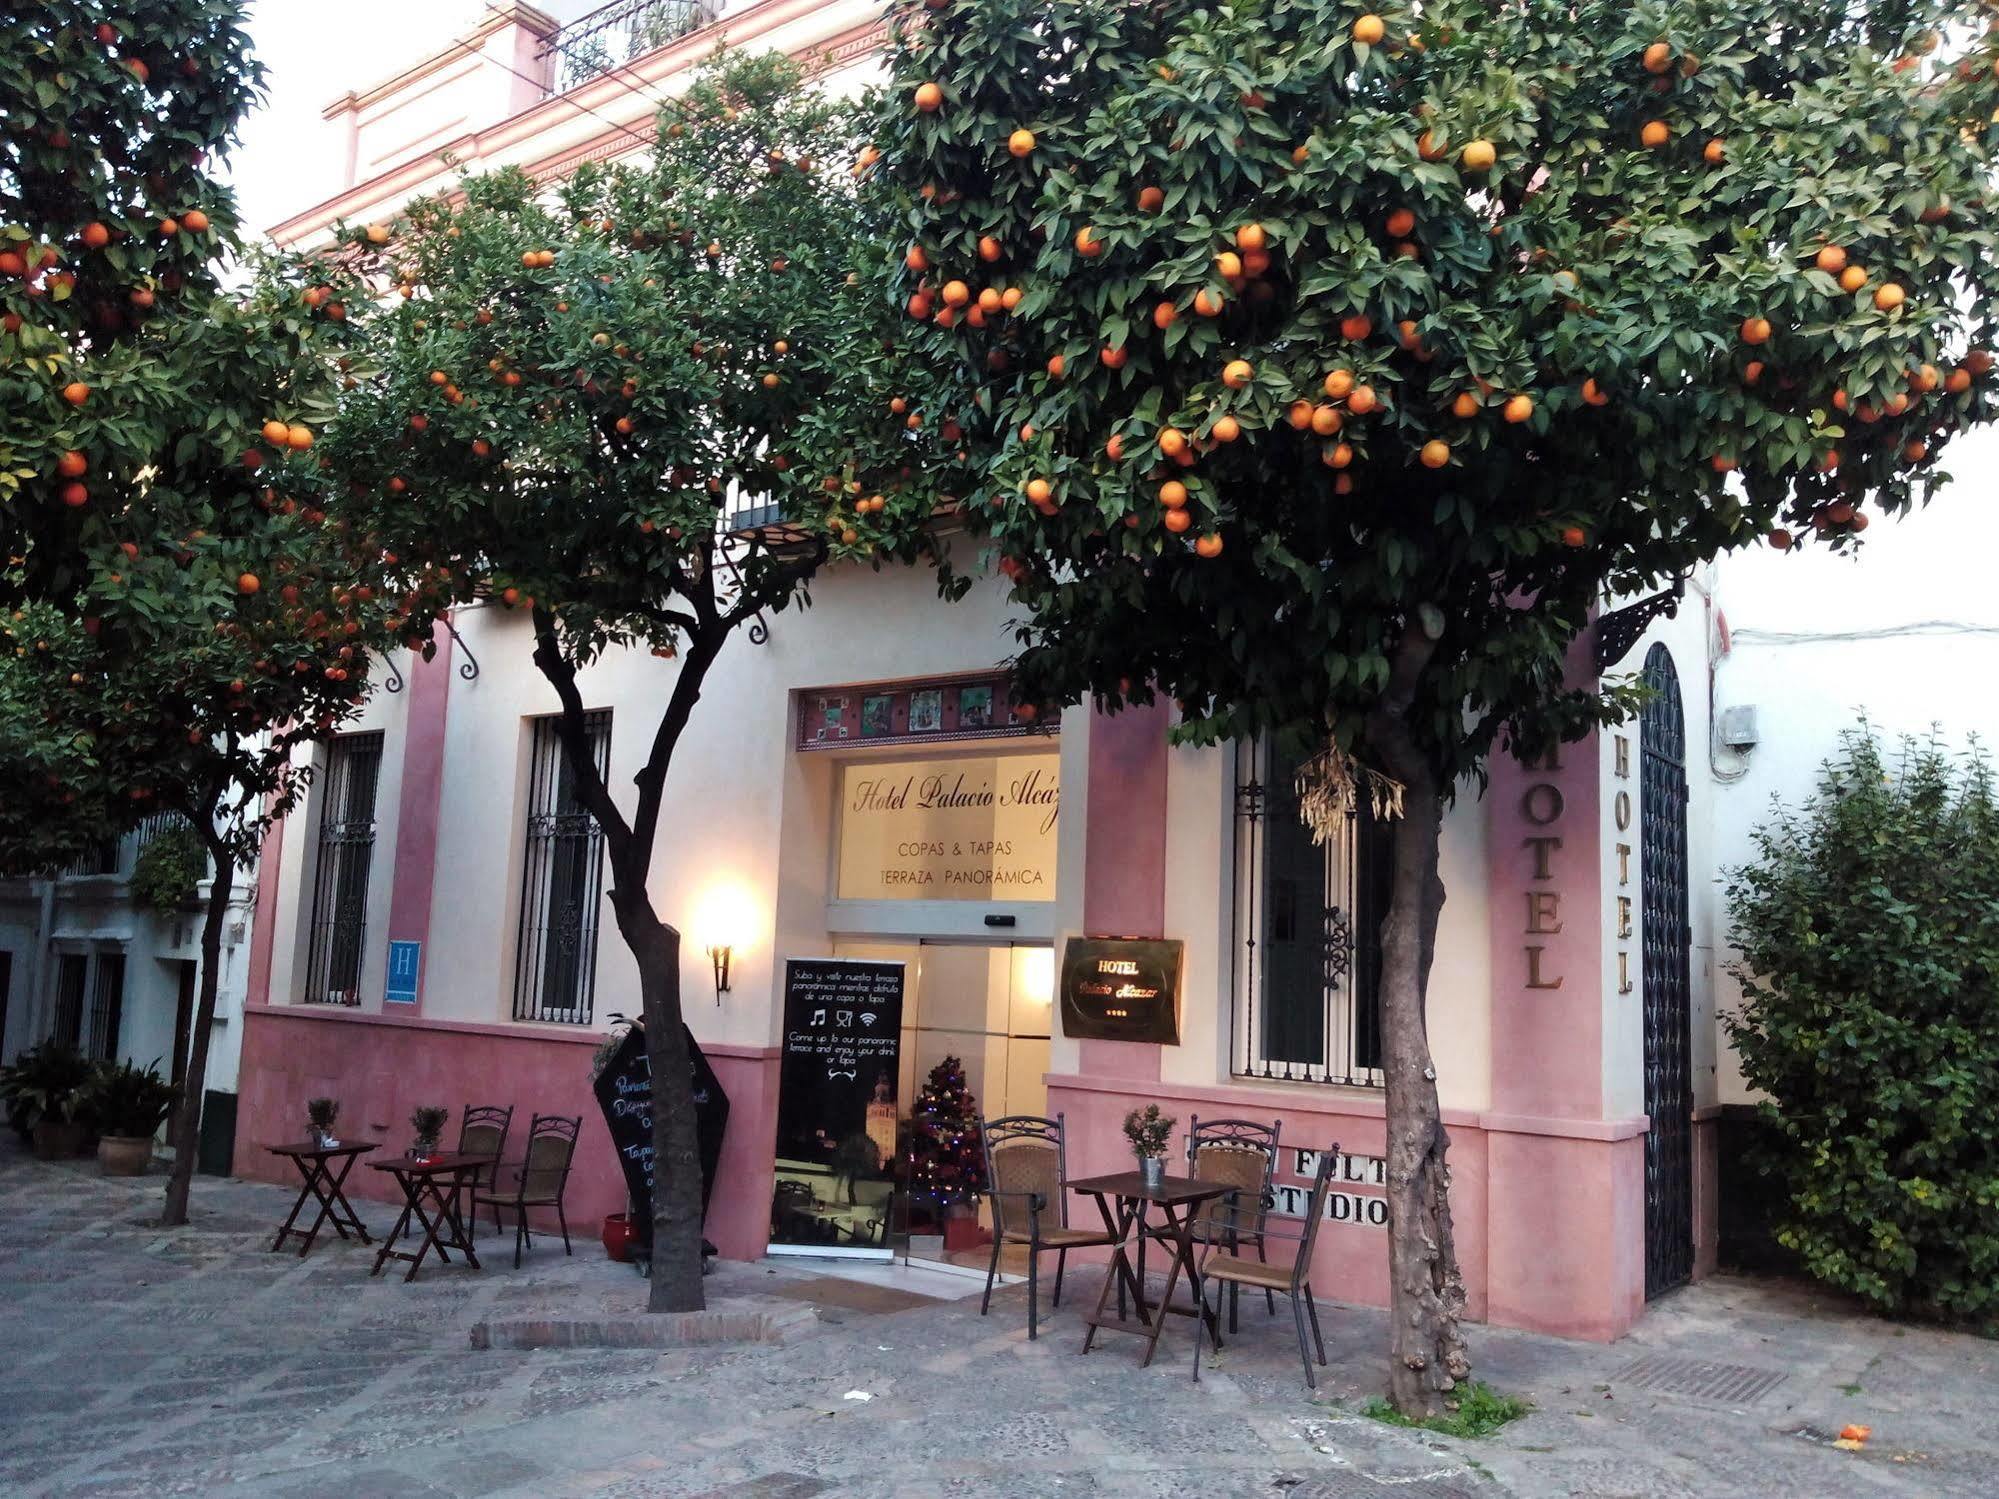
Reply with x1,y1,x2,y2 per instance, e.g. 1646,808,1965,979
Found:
385,940,422,1005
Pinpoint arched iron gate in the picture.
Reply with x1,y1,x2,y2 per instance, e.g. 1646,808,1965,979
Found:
1639,643,1694,1297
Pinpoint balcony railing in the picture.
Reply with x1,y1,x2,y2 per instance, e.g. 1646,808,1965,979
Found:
541,0,711,97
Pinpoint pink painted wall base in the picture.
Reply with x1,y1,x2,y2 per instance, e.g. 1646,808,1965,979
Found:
1484,1129,1646,1340
232,1007,778,1260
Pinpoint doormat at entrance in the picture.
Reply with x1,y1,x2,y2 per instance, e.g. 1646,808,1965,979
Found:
763,1275,938,1316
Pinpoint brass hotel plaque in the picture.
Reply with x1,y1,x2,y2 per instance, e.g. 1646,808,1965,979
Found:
1059,937,1183,1044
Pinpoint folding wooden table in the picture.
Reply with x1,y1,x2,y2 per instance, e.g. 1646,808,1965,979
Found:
1065,1170,1229,1367
368,1152,494,1283
262,1139,380,1256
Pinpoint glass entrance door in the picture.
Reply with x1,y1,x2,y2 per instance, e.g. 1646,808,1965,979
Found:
830,939,1053,1268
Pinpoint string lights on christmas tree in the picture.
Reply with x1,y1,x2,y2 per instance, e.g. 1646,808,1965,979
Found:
905,1055,987,1209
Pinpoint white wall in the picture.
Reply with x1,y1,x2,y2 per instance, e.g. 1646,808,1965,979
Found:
1706,429,1999,1101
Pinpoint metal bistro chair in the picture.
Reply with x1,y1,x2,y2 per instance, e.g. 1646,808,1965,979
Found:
454,1104,514,1241
1193,1146,1340,1389
473,1113,581,1268
979,1114,1122,1341
1185,1115,1281,1332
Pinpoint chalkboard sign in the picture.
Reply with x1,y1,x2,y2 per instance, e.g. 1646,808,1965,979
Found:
770,959,905,1255
590,1021,730,1257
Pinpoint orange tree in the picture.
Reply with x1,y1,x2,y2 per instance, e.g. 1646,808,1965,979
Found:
3,2,406,1223
871,0,1999,1412
321,52,970,1312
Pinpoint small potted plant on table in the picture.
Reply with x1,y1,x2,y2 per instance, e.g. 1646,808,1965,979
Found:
408,1105,449,1162
1,1042,99,1160
86,1060,178,1176
305,1097,340,1149
1123,1103,1177,1191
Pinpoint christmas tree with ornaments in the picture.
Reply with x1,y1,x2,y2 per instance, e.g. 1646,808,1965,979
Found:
904,1056,988,1211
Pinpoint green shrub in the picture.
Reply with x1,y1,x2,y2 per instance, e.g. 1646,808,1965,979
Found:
1726,727,1999,1320
130,819,205,912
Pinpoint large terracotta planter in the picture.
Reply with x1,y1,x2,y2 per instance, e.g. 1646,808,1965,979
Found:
601,1212,637,1262
97,1136,154,1176
31,1119,86,1161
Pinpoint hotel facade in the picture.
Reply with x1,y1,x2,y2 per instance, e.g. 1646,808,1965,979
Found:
231,0,1727,1340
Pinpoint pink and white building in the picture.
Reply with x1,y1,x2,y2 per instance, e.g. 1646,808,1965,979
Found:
230,0,1732,1340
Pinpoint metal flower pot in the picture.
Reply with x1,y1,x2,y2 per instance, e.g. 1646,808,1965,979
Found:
1138,1155,1166,1191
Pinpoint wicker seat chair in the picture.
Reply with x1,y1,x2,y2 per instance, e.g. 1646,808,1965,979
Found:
979,1114,1122,1340
454,1104,513,1240
472,1113,580,1268
1185,1115,1281,1331
1192,1147,1340,1389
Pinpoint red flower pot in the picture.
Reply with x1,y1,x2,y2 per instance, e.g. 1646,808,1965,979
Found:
601,1212,637,1263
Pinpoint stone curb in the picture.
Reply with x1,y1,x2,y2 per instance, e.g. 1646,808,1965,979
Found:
470,1302,817,1350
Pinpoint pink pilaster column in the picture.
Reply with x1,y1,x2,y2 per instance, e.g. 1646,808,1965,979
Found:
1078,701,1171,1081
244,816,287,1006
1481,636,1647,1340
381,622,456,1009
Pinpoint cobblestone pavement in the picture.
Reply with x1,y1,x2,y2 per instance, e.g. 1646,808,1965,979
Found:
3,1139,1996,1498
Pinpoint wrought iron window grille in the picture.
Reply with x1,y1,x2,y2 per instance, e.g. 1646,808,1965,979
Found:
514,711,611,1025
1230,740,1391,1088
301,734,384,1007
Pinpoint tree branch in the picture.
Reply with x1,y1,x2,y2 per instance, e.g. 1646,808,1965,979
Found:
529,607,635,851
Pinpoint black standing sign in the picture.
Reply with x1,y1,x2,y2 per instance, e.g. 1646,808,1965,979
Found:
770,959,906,1253
591,1021,730,1257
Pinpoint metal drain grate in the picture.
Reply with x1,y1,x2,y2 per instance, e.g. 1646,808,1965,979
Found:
1611,1352,1789,1406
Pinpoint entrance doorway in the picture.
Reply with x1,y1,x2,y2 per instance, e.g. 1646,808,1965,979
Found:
831,938,1053,1269
1639,642,1694,1298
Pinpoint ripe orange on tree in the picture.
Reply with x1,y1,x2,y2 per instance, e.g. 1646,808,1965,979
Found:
1641,121,1670,148
1703,138,1725,163
1347,384,1380,415
1815,244,1848,274
1503,393,1534,423
1160,480,1189,509
1838,264,1867,292
914,82,943,112
1461,139,1496,171
1007,129,1036,158
1324,368,1354,399
1740,316,1772,345
1420,439,1450,469
1353,14,1386,45
1163,506,1192,534
1223,359,1254,388
1385,207,1416,239
1136,185,1165,213
1212,414,1242,443
62,381,89,406
1194,533,1223,558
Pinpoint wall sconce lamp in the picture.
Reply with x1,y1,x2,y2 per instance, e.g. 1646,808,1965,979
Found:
696,881,756,1006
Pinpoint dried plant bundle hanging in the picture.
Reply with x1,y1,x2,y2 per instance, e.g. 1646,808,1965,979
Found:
1294,739,1404,844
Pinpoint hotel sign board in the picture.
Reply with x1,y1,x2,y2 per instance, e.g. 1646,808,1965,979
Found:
836,752,1059,902
1059,937,1183,1044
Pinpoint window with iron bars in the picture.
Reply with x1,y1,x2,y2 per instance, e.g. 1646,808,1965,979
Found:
301,733,384,1006
514,712,611,1025
1231,739,1394,1087
51,951,125,1062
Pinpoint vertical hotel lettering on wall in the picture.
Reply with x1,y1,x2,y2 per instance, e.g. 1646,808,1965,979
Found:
1613,731,1635,995
1520,746,1567,991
